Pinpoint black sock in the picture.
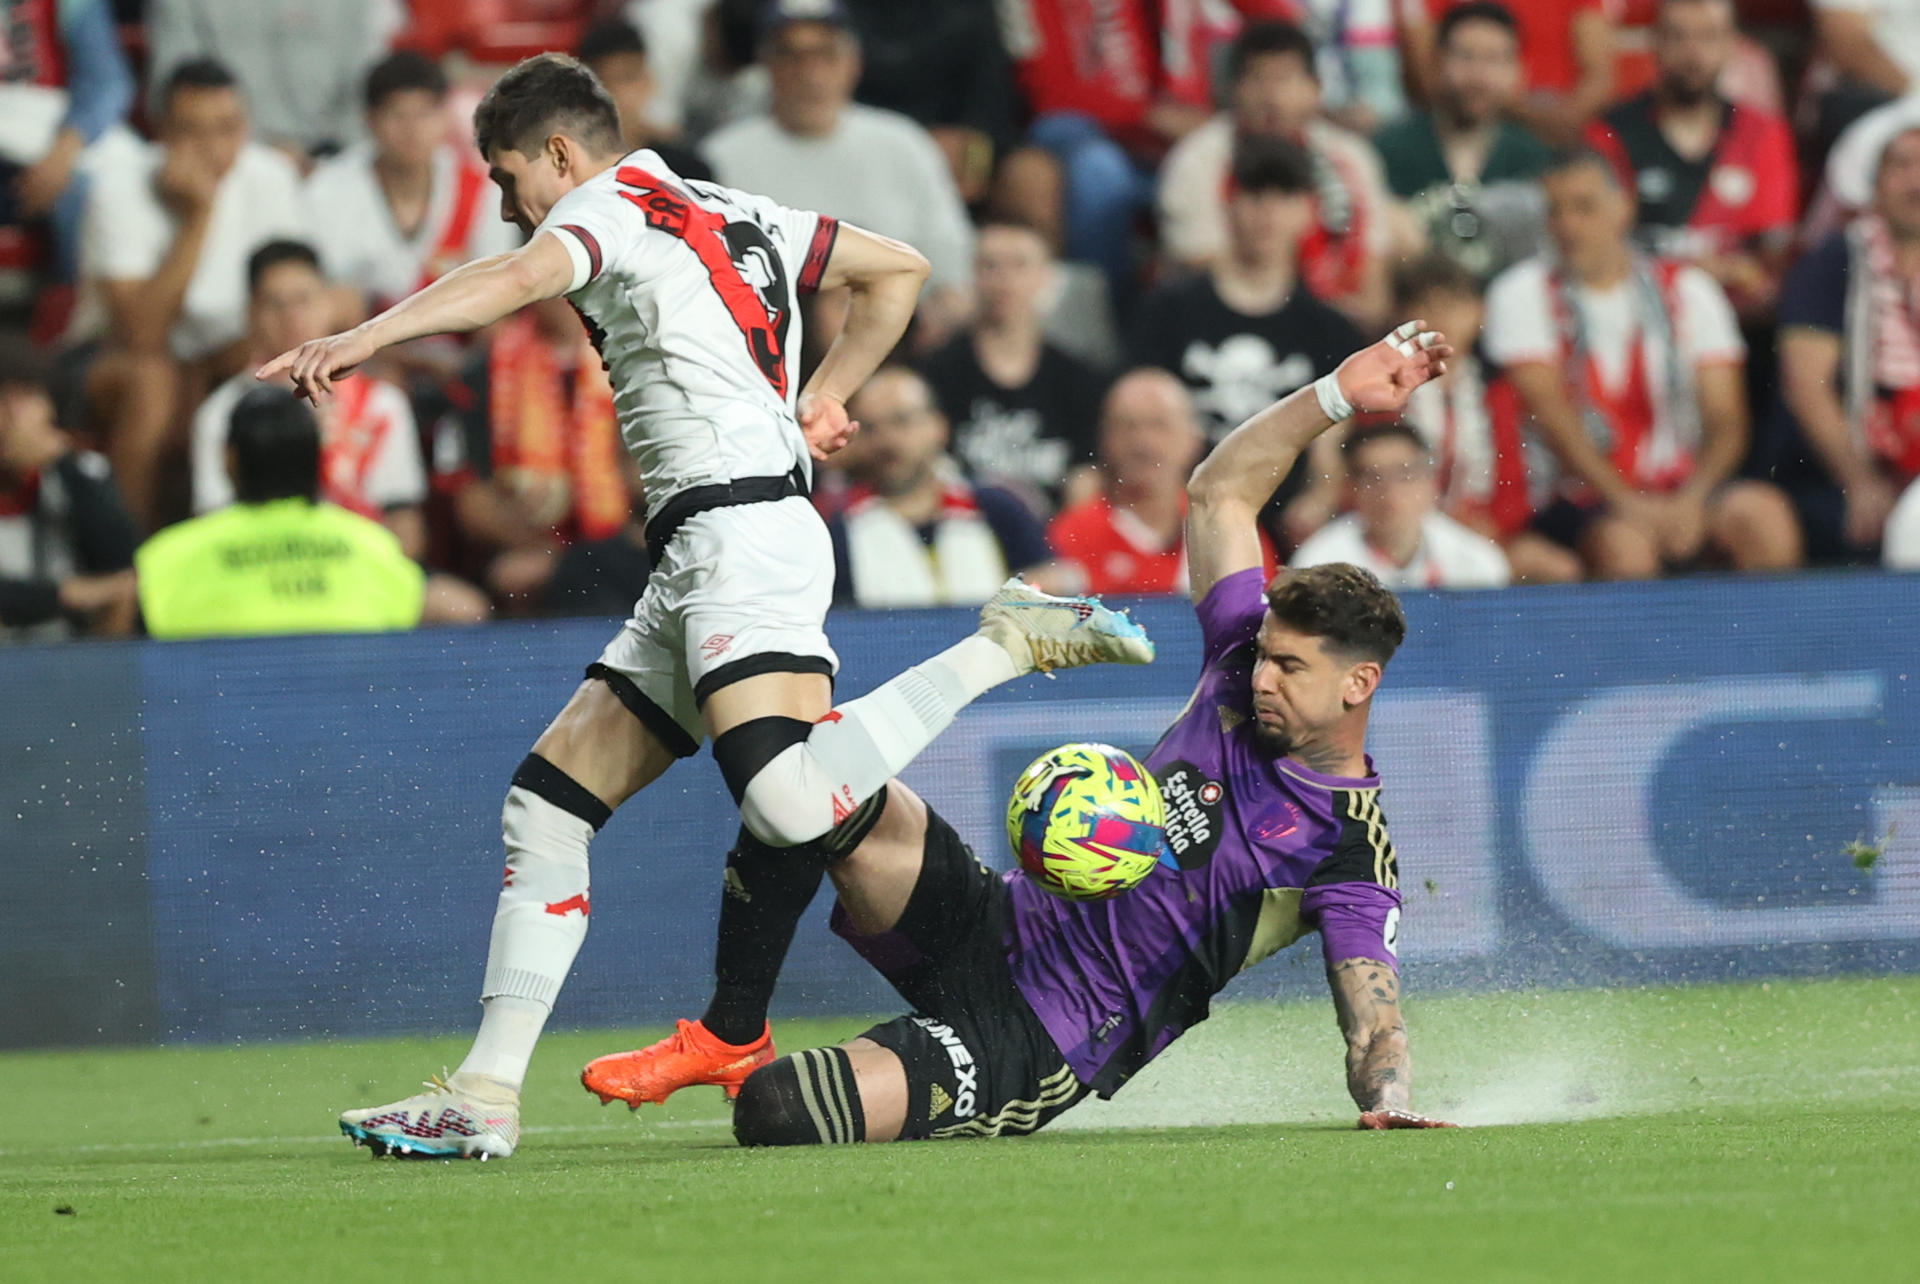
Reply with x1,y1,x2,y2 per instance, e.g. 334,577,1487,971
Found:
700,829,829,1046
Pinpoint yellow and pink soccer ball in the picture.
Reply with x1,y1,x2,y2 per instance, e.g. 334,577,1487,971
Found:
1005,743,1169,901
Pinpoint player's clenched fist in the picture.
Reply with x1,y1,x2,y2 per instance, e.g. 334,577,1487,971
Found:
1357,1109,1458,1130
798,391,858,461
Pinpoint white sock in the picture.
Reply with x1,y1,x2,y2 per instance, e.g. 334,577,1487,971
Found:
737,634,1021,845
458,786,595,1093
455,997,549,1095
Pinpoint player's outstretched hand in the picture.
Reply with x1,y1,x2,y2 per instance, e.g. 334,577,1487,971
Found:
256,327,379,404
1357,1108,1458,1130
1334,320,1453,417
799,391,858,461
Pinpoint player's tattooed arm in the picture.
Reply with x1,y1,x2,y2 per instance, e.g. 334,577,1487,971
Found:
1327,957,1412,1114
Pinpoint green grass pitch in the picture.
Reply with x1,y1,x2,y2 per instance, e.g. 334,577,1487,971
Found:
4,975,1917,1283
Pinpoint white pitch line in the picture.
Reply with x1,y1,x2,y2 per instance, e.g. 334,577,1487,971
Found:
0,1118,732,1158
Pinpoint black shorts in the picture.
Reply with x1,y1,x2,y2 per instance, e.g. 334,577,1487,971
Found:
836,810,1090,1140
1531,495,1606,550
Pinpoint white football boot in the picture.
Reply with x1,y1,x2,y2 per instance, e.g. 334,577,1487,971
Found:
979,577,1156,675
339,1073,520,1160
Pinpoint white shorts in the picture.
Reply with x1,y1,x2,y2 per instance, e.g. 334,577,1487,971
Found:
590,495,838,756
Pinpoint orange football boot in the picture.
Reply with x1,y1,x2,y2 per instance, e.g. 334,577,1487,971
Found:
582,1019,776,1108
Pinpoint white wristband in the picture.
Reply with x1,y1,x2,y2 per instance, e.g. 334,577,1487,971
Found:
1313,371,1354,423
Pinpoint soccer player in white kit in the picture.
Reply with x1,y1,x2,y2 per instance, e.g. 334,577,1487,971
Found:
258,53,1154,1160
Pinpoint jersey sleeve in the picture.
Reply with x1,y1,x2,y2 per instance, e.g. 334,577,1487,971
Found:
536,182,638,293
1302,788,1405,970
1676,265,1745,365
1306,882,1403,972
1193,566,1268,665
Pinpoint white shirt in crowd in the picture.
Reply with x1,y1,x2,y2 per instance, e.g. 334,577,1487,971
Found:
703,103,974,292
189,370,426,515
1884,475,1920,569
75,137,307,360
1814,0,1920,91
536,148,827,507
1481,257,1744,482
1291,511,1512,589
304,142,520,306
1156,115,1393,266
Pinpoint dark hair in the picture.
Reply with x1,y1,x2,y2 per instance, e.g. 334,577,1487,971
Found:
1265,564,1407,665
1226,20,1317,89
1436,1,1519,49
1542,145,1624,189
246,239,322,295
0,332,51,392
364,50,448,112
577,17,648,64
1231,133,1315,195
159,57,238,114
472,53,623,160
1340,421,1429,466
228,388,321,503
1394,253,1479,307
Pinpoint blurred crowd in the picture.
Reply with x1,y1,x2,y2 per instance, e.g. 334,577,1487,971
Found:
6,0,1920,642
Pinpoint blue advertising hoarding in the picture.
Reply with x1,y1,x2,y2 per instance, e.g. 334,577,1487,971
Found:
3,572,1916,1048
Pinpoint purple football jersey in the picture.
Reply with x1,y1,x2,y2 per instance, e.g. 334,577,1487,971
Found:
1007,568,1403,1097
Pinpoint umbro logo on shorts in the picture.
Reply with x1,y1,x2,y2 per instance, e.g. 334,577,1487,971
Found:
701,633,735,660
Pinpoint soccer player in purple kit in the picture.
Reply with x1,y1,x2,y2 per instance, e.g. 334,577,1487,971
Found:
589,322,1458,1139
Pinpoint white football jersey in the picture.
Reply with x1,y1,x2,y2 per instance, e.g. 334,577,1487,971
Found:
536,150,839,512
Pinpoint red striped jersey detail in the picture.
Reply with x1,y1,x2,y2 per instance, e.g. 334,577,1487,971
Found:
799,216,839,295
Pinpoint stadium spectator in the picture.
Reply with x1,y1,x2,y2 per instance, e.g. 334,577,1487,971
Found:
825,366,1057,606
1812,0,1920,141
1048,369,1205,596
1131,136,1365,545
1483,148,1800,578
1584,0,1798,316
1406,0,1617,145
1773,125,1920,561
68,58,307,528
0,335,136,640
1394,255,1580,582
996,0,1193,297
1805,95,1920,245
1292,422,1512,587
624,0,733,141
0,0,135,283
576,18,714,181
1157,21,1393,325
145,0,402,162
918,222,1107,511
1374,2,1550,283
703,0,972,344
136,387,424,638
189,243,427,548
1294,0,1412,133
304,52,520,313
841,0,1014,204
426,297,628,608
